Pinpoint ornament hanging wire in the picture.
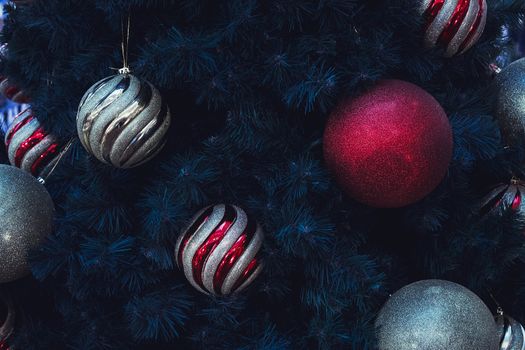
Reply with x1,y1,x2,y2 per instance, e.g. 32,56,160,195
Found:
37,138,76,185
111,13,132,75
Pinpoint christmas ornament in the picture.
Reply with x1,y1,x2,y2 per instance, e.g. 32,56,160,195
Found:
175,204,264,296
0,101,29,135
0,45,29,104
76,73,171,168
480,179,525,215
419,0,487,57
0,292,14,343
0,164,54,283
4,108,61,177
493,58,525,147
375,280,499,350
323,79,453,208
496,312,525,350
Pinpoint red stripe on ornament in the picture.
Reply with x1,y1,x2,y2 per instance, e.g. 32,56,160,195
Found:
177,207,213,267
213,220,257,294
191,206,236,289
4,86,19,100
512,192,522,211
423,0,445,31
457,0,484,53
231,258,260,293
14,127,46,167
31,142,59,176
437,0,471,47
5,113,33,147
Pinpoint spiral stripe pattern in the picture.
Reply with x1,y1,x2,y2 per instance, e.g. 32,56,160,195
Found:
0,77,29,104
420,0,487,56
0,102,30,135
497,315,525,350
76,74,171,168
4,109,60,177
175,204,264,296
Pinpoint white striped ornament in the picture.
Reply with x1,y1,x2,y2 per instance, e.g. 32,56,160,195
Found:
4,109,60,177
175,204,264,296
419,0,487,57
496,314,525,350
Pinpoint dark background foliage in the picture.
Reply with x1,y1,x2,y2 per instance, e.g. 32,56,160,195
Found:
0,0,524,349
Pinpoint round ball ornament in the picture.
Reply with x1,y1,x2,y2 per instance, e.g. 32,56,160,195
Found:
4,109,61,177
76,73,171,168
496,313,525,350
418,0,487,57
323,80,453,208
375,280,499,350
493,58,525,148
175,204,264,296
0,164,54,283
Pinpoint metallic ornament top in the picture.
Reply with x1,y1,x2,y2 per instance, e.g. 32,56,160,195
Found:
494,58,525,148
175,204,264,296
76,73,171,168
0,292,14,342
0,164,54,283
496,313,525,350
4,108,61,177
375,279,499,350
480,179,525,216
418,0,487,56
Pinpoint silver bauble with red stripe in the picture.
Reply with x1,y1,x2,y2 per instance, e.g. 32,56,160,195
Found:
479,179,525,216
418,0,487,57
496,313,525,350
175,204,264,296
4,108,61,177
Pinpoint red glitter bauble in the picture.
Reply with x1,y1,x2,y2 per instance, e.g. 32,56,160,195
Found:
323,80,453,208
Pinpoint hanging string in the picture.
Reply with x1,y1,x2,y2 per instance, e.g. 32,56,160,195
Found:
119,13,131,75
37,138,76,185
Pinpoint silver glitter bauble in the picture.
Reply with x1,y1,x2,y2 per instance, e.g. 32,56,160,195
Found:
4,109,61,177
496,314,525,350
494,58,525,148
0,164,54,283
76,73,171,168
175,204,264,296
417,0,487,57
0,291,14,341
375,280,499,350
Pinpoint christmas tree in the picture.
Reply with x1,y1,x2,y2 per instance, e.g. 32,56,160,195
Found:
0,0,524,349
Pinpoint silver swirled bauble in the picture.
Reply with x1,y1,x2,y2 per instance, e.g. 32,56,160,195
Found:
375,280,499,350
479,179,525,215
0,164,54,283
0,291,14,341
494,58,525,148
496,314,525,350
175,204,264,296
418,0,487,57
4,109,61,177
76,73,171,168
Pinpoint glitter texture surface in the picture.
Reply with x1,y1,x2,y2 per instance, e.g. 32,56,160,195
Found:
76,73,171,168
0,165,54,283
496,314,525,350
174,204,264,296
419,0,487,57
494,58,525,148
323,80,453,208
375,280,499,350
